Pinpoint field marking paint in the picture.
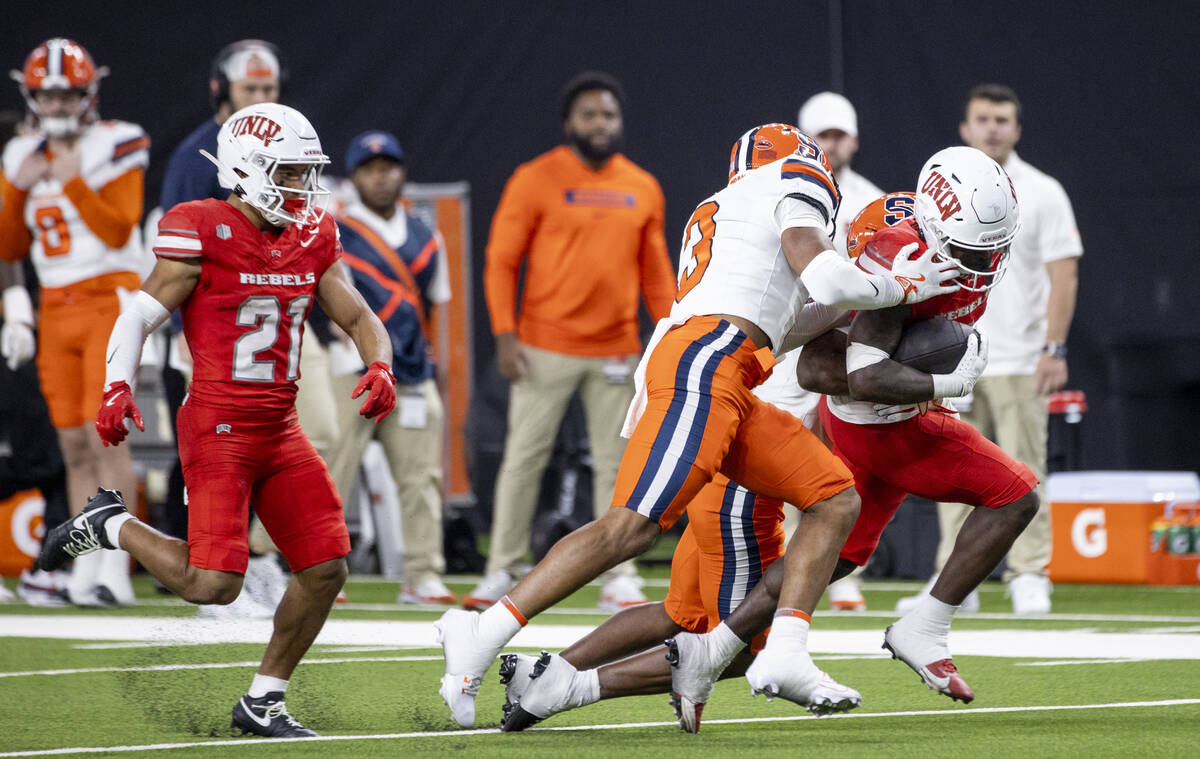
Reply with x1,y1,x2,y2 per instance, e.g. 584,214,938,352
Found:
3,616,1200,661
1015,658,1149,667
0,656,439,679
2,699,1198,757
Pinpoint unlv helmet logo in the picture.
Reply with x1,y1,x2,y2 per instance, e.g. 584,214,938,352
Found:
920,170,963,221
228,114,283,146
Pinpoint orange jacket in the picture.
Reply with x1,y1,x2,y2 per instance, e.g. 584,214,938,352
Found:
484,146,675,356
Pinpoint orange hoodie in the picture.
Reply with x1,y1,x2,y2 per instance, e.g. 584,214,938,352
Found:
484,146,676,357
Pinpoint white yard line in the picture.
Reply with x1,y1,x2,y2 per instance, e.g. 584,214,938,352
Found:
1,699,1198,757
0,656,440,679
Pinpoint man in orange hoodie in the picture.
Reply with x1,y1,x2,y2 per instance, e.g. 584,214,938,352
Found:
470,71,676,611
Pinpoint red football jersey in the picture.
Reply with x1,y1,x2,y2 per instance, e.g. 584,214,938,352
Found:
855,219,988,326
154,199,341,411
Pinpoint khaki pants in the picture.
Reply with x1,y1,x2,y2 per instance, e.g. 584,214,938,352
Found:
329,375,446,584
488,345,637,578
294,332,340,461
936,374,1050,580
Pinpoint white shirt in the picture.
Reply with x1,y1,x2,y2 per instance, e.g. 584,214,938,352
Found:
340,199,451,305
976,151,1083,375
3,121,149,288
831,166,884,256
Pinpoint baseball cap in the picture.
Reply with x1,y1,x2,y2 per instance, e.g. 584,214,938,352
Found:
220,44,280,83
798,91,858,137
345,130,405,175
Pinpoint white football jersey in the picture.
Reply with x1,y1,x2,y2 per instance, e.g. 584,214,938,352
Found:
670,151,839,351
2,120,149,289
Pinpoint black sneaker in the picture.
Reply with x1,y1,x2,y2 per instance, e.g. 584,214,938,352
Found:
36,488,128,572
231,692,318,737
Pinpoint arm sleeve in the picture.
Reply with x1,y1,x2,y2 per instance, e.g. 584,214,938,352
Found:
637,180,677,321
800,249,907,309
62,168,144,249
0,174,33,263
104,289,170,389
483,167,540,335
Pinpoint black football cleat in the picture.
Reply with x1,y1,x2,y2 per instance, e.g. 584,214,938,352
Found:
231,692,318,737
499,651,552,732
36,488,128,572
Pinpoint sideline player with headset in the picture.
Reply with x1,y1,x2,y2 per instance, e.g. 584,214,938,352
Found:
36,103,396,738
437,122,960,728
493,150,1013,733
0,39,149,607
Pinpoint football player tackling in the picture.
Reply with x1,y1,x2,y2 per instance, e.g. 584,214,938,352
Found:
36,103,395,737
437,123,959,728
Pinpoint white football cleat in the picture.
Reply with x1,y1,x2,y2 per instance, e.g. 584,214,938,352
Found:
1007,574,1051,614
827,576,866,611
665,631,740,732
498,652,539,719
399,577,456,605
744,646,861,716
435,608,501,727
598,574,648,612
499,652,586,731
195,587,275,620
882,619,974,703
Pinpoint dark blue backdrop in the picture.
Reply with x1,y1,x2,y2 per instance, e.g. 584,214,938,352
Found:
6,0,1198,471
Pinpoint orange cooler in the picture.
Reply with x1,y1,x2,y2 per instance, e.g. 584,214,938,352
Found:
1047,471,1200,585
0,489,45,577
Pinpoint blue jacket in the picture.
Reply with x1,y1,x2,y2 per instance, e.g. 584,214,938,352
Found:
160,119,224,210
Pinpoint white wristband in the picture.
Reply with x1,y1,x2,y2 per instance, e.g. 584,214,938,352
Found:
931,373,967,399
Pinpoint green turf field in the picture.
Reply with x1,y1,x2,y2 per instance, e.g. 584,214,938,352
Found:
1,574,1198,758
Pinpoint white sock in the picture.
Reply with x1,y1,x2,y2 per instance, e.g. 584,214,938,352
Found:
248,674,289,698
709,621,747,666
568,667,601,709
104,513,136,549
910,594,956,638
477,595,524,649
765,613,811,651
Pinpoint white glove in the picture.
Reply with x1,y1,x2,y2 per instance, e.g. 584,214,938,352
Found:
931,332,989,398
890,244,960,303
1,286,35,371
870,397,959,423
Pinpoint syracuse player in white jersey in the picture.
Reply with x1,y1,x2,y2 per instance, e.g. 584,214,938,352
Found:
436,123,960,728
35,103,396,737
0,39,149,607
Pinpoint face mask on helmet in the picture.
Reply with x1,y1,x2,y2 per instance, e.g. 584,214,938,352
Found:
201,103,331,227
914,146,1020,292
11,39,107,137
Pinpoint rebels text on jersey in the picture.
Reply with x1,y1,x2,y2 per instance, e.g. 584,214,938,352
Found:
154,199,341,411
855,218,987,326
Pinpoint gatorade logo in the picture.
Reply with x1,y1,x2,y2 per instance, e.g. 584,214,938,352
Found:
1071,508,1108,558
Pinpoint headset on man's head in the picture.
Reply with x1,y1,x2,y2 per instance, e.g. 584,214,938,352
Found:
208,39,287,110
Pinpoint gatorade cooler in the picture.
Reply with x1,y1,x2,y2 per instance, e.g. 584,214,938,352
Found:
1047,471,1200,585
0,489,45,577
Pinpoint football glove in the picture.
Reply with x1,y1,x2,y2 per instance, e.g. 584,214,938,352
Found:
1,285,35,370
352,361,396,423
96,381,144,447
931,333,989,398
890,243,960,304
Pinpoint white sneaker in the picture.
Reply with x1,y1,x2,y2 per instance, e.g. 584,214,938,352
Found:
882,617,974,702
399,577,456,605
499,652,593,731
598,574,648,612
1008,573,1051,614
895,577,979,614
665,631,741,732
97,548,136,606
745,645,861,716
243,554,289,609
0,583,15,602
195,587,276,620
498,652,539,717
828,576,866,611
435,608,503,727
17,569,69,607
462,570,514,611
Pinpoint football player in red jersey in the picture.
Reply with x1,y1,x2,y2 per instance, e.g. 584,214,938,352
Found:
36,103,394,738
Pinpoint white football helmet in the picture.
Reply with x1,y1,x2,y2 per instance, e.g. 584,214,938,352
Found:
201,103,330,227
915,146,1019,292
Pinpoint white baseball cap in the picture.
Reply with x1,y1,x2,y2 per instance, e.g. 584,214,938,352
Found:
798,91,858,137
221,45,280,83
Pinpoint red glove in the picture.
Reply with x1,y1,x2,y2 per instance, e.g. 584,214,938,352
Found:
352,361,396,423
96,381,144,447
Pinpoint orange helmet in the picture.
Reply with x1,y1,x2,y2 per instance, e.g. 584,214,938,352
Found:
846,192,916,258
10,39,108,136
727,123,807,182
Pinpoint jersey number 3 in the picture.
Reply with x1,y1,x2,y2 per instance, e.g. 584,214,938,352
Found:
233,295,310,382
676,200,718,302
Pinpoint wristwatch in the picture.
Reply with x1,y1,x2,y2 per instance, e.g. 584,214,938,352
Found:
1043,342,1068,359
